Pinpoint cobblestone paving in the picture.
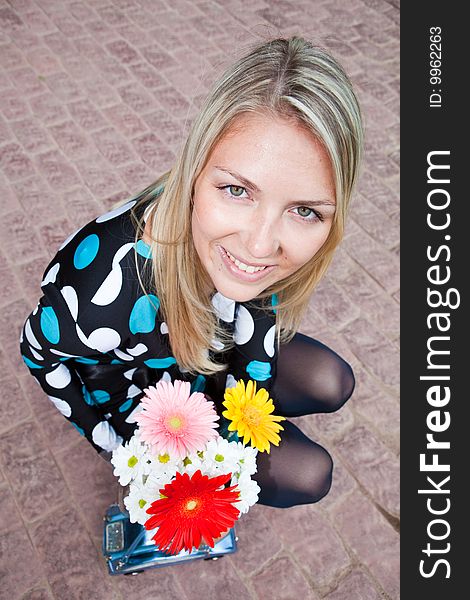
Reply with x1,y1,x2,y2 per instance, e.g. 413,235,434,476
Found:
0,0,399,598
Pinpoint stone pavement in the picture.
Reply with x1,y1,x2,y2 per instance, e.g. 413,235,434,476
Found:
0,0,399,598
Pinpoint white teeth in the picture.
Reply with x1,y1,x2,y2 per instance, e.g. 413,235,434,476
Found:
225,249,267,273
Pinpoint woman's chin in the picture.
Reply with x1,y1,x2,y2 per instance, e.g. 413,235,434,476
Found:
214,281,262,303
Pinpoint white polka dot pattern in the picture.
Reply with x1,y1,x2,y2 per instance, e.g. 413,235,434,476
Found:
127,343,148,356
114,348,134,361
125,403,144,424
159,371,171,383
30,347,44,361
45,363,71,389
95,200,137,223
123,368,137,380
91,242,134,306
25,318,42,350
48,395,72,417
41,263,60,287
50,349,80,358
226,373,237,388
233,304,255,345
61,286,79,320
127,384,142,398
91,264,122,306
211,292,236,322
92,421,123,451
264,325,276,358
87,328,121,353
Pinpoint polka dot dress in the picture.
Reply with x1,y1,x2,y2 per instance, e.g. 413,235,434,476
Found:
19,200,278,454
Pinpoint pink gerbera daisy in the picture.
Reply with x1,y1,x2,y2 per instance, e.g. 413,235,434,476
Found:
135,380,220,459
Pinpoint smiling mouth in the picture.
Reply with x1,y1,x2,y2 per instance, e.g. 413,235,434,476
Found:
224,248,270,273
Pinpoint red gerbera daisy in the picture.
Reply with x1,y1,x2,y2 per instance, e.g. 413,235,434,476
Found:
144,469,241,555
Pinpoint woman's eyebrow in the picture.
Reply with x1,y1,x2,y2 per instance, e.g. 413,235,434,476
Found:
214,166,261,192
213,166,336,207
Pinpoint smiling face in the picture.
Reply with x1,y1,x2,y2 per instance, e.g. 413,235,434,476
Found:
191,111,336,302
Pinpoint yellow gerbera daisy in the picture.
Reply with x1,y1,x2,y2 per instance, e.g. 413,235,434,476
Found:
222,380,286,453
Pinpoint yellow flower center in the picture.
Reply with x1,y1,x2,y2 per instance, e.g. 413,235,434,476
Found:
243,405,262,427
166,414,184,431
127,455,138,468
139,499,146,508
186,500,197,510
158,453,170,463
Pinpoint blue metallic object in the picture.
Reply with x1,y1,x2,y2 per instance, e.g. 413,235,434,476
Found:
102,502,238,575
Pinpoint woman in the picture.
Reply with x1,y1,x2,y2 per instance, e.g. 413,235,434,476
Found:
20,36,363,509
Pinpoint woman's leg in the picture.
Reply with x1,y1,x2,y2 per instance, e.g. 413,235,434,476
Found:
251,333,353,508
272,332,355,417
252,420,333,508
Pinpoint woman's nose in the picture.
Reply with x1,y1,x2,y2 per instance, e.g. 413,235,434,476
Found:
243,211,281,261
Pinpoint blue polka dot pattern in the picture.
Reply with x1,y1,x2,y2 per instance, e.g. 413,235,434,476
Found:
144,357,177,369
246,360,271,381
271,293,278,314
136,240,152,259
75,357,99,364
71,422,85,436
119,398,133,413
40,306,60,344
22,355,43,369
91,389,111,404
129,294,160,335
73,234,100,270
191,375,206,393
82,385,95,406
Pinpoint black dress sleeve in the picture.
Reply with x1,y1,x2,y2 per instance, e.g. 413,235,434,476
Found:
20,279,124,453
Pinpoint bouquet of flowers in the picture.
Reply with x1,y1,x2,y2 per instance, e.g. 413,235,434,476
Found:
110,378,285,555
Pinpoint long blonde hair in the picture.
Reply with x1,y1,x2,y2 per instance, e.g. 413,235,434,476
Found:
129,36,363,375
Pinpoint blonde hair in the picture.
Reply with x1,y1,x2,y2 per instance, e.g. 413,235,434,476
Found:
129,36,363,375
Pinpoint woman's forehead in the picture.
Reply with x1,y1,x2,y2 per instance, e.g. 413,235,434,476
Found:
204,113,335,198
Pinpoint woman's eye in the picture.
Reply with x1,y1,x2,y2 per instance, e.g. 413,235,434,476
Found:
293,206,323,222
226,185,246,197
297,206,314,218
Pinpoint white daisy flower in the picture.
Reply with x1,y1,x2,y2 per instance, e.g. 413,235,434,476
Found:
232,471,260,514
204,437,240,477
111,435,150,486
144,468,174,496
146,450,182,479
124,480,152,525
124,475,168,525
181,451,206,477
236,443,258,476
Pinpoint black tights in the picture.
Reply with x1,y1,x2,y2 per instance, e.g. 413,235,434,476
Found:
252,332,355,509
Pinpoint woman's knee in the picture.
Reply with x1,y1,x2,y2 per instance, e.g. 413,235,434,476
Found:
309,447,333,502
308,354,355,413
327,359,355,412
298,334,355,412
